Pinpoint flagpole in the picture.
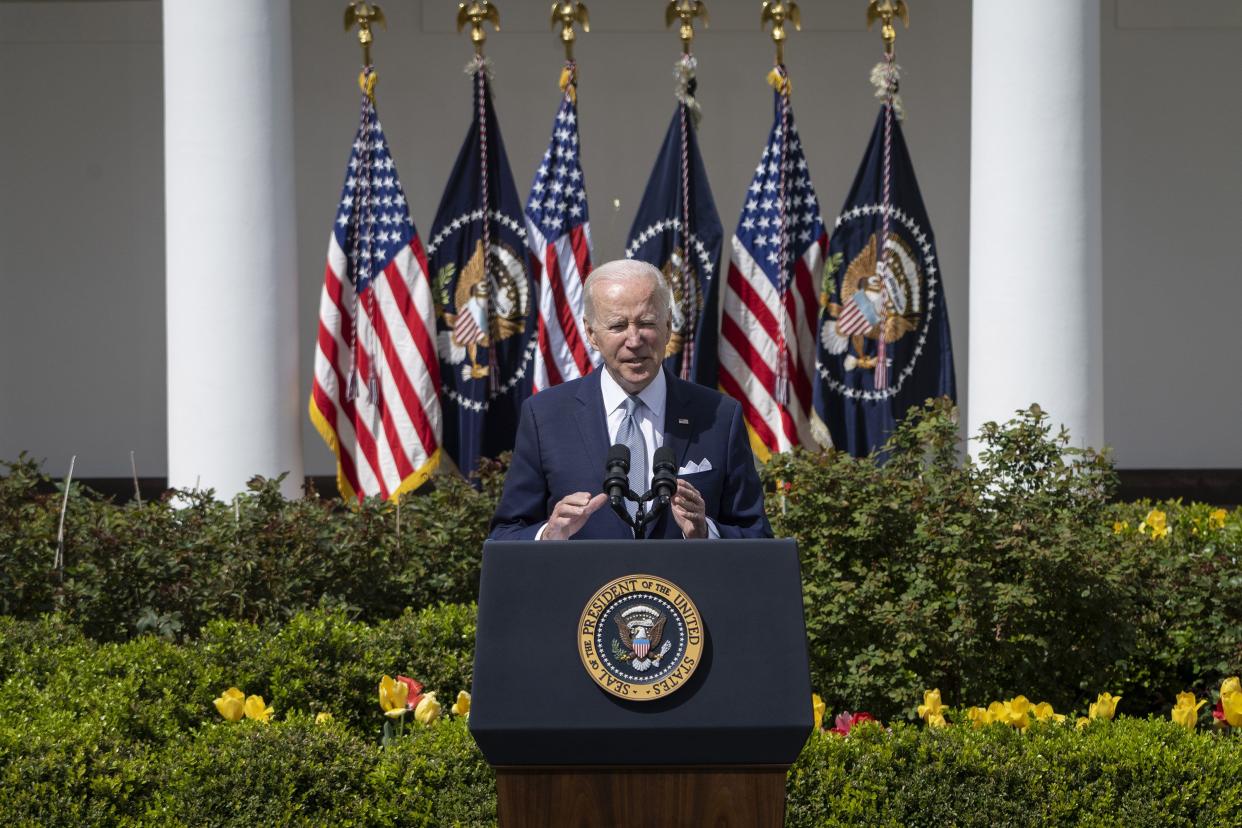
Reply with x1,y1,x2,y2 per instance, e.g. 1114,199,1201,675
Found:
666,0,708,55
761,1,800,406
551,2,589,63
865,0,909,391
456,1,501,390
456,0,501,57
760,1,800,68
666,1,708,379
344,1,386,82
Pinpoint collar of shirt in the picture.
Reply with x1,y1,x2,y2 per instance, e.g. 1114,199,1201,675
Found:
598,369,665,434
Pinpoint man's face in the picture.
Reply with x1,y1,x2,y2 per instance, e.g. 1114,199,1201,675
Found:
584,276,671,395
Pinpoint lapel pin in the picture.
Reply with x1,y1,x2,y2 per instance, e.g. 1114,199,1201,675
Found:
678,418,690,425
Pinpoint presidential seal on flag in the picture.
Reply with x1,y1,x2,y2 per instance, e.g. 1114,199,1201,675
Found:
435,237,530,382
819,222,926,376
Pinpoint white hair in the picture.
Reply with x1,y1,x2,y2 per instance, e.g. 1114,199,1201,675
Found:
583,259,673,325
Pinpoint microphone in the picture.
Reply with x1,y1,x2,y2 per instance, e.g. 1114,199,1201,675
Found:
604,444,631,507
651,446,678,507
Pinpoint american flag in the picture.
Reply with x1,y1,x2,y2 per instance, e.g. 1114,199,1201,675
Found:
718,78,827,459
526,66,597,391
309,85,441,501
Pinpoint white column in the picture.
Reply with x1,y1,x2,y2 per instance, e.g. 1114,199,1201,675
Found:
968,1,1103,450
164,0,303,498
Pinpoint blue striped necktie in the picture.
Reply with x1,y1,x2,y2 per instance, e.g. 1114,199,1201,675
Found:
618,395,647,518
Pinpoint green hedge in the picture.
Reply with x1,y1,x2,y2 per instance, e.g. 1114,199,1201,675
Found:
0,456,503,640
763,401,1242,720
2,404,1240,719
787,718,1242,827
4,610,1242,825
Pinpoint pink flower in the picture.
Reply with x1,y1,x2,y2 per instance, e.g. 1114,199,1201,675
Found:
396,675,424,711
829,711,876,736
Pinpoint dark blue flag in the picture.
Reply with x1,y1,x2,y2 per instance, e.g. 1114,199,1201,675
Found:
812,106,956,456
624,64,723,386
428,64,535,480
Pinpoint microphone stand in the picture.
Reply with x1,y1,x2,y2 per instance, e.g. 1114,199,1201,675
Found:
607,487,670,540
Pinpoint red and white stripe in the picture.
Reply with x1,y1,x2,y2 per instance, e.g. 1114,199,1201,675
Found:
836,297,873,337
528,220,598,391
310,232,441,501
718,234,825,457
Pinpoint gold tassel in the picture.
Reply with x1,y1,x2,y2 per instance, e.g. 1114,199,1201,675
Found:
765,67,791,96
559,65,577,104
358,70,378,100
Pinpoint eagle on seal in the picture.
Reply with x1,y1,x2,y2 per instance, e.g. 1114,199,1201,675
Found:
615,611,668,670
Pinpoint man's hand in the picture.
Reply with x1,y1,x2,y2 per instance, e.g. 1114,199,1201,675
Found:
542,492,608,540
672,479,707,539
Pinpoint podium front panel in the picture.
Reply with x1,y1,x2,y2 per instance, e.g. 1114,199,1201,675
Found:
469,539,812,766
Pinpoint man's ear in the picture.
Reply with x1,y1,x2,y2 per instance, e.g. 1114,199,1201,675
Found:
583,315,599,351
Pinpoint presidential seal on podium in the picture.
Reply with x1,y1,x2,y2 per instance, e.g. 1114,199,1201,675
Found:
577,574,704,701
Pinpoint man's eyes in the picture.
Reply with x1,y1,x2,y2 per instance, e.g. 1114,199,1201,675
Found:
607,320,657,331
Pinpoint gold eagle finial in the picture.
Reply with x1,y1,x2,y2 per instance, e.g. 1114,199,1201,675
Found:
456,0,501,56
550,1,589,62
665,0,709,54
866,0,909,57
343,1,386,68
760,1,801,65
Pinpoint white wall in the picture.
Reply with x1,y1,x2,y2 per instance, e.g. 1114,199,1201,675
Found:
0,0,1237,477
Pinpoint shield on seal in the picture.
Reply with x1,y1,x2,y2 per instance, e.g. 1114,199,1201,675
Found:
632,633,650,659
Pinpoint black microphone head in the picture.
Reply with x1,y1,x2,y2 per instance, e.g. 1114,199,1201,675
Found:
607,443,630,472
651,446,678,502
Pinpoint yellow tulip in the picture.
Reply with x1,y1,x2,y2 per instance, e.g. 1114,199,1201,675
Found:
379,674,409,718
1089,692,1121,721
1222,690,1242,728
451,690,472,718
1002,696,1031,730
414,692,441,725
1076,716,1090,730
811,694,826,731
1209,509,1227,530
1138,509,1169,540
315,712,333,725
926,712,948,729
1170,692,1206,730
213,687,245,722
1032,702,1065,723
988,701,1007,723
243,694,273,723
917,689,946,722
1112,521,1127,535
965,706,991,728
1221,677,1241,698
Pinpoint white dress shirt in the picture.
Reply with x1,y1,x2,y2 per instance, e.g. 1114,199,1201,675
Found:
599,364,666,492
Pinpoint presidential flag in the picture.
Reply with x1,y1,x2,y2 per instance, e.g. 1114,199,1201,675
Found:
718,67,827,459
526,63,597,391
309,73,441,502
625,55,723,386
429,60,535,481
811,65,956,456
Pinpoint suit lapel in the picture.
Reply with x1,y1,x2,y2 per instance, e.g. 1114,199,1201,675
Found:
662,369,693,471
574,369,610,470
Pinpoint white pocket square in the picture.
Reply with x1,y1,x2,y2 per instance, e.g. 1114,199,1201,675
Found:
677,458,713,475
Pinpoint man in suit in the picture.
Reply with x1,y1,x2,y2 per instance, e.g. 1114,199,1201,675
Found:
489,259,772,540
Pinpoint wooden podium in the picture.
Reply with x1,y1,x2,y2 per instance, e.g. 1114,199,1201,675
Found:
470,539,811,828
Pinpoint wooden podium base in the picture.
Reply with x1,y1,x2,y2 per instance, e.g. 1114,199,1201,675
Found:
494,765,788,828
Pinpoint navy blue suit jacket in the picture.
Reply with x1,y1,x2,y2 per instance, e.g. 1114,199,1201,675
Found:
488,368,772,540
